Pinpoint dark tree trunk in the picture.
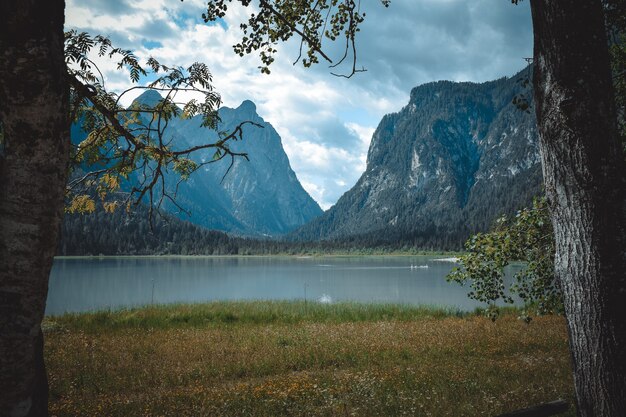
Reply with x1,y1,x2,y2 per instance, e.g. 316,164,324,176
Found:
0,1,68,416
530,1,626,416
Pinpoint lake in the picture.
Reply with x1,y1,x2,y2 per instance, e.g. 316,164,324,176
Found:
46,256,487,316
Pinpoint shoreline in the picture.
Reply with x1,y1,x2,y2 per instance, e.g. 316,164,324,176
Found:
54,251,464,260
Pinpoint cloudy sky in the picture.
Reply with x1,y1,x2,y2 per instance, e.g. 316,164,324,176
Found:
65,0,533,210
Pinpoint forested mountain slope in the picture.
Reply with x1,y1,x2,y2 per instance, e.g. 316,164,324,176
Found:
293,68,542,249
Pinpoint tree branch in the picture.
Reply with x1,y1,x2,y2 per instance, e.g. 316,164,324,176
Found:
259,0,333,64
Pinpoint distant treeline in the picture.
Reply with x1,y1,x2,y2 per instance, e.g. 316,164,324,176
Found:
58,202,461,256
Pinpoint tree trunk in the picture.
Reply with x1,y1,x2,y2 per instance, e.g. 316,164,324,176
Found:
529,1,626,416
0,1,68,416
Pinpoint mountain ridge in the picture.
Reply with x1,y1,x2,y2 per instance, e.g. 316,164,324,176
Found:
292,67,542,249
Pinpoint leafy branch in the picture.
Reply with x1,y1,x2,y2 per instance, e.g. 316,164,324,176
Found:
202,0,390,77
64,30,260,220
447,197,562,322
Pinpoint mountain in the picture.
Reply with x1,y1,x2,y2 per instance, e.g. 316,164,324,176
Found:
159,98,322,236
293,68,542,249
71,93,322,237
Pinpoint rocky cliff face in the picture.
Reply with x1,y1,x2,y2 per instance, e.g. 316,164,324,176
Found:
163,98,323,236
87,92,322,236
294,68,542,249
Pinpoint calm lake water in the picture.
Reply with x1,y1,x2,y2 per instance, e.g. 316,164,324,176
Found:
46,256,488,316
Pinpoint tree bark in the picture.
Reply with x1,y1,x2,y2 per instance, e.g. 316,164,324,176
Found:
0,1,68,416
530,1,626,416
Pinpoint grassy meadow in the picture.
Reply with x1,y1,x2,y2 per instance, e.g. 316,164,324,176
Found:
43,301,575,416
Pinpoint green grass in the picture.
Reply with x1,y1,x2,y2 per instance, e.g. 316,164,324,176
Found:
45,301,471,332
44,301,575,417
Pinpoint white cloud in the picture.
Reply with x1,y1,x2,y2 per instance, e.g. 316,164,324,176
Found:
65,0,532,210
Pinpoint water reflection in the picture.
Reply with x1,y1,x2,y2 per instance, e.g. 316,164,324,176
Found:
46,256,497,315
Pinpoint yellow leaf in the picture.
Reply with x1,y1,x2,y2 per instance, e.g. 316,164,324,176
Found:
103,201,119,214
66,195,96,214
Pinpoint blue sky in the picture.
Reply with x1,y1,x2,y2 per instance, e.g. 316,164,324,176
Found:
65,0,533,210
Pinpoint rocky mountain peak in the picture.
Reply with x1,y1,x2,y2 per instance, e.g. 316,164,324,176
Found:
131,89,164,108
237,99,257,114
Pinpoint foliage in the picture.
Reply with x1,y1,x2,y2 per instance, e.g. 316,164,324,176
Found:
447,197,562,321
203,0,389,77
64,30,260,218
